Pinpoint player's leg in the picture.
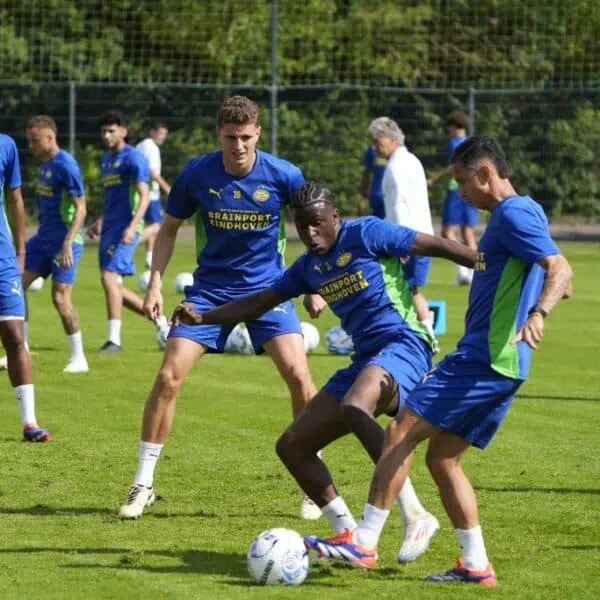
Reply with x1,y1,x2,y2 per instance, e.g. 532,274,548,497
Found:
140,200,163,268
276,388,356,533
119,336,207,518
0,258,50,441
100,268,124,351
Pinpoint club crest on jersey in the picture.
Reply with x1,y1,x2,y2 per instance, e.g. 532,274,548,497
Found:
45,170,52,179
336,252,352,268
113,160,121,168
253,188,270,202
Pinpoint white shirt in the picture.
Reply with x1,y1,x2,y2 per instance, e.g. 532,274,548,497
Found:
382,145,434,235
136,137,161,201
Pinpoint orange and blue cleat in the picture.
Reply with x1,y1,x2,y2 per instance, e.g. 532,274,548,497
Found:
304,528,377,569
426,558,497,585
23,425,51,442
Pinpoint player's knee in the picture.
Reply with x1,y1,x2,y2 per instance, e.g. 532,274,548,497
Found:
276,428,305,466
280,361,311,390
51,289,71,315
155,365,183,399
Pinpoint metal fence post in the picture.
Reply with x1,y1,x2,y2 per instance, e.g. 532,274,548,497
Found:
269,0,279,155
69,81,76,156
467,86,476,135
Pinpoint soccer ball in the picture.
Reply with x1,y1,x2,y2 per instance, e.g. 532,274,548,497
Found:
247,528,309,586
28,277,44,292
138,270,151,292
325,325,354,355
300,322,320,353
224,323,255,355
173,272,194,294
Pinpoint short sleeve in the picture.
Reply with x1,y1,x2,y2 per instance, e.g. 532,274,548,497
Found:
3,137,21,190
287,164,306,202
271,256,314,299
59,161,85,197
359,217,417,258
363,147,374,169
137,140,160,171
129,151,150,184
499,202,559,264
166,162,197,220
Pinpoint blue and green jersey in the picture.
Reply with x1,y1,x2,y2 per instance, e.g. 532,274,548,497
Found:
459,195,559,380
167,150,304,295
35,150,85,245
101,144,150,234
273,217,433,355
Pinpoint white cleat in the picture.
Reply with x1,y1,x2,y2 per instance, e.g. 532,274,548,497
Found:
119,485,156,519
63,357,89,373
0,355,7,370
397,512,440,563
300,495,322,520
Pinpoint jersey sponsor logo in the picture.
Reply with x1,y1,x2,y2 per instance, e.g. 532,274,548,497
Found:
253,188,270,202
475,251,486,271
207,210,272,231
208,188,223,200
317,270,369,304
374,157,388,166
336,252,352,268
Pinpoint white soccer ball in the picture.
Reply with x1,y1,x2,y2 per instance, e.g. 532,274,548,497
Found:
325,325,354,355
138,270,151,292
247,528,309,586
300,322,320,353
224,323,255,355
173,272,194,294
28,277,44,292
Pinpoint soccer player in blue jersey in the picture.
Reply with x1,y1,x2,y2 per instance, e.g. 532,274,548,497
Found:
118,96,324,519
358,145,387,218
308,137,573,583
87,110,170,352
428,111,479,285
0,133,51,441
21,116,88,373
171,182,477,562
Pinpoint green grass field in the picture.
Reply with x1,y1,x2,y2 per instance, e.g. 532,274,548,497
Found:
0,237,598,599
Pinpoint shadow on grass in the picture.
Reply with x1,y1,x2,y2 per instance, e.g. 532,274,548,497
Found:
475,486,600,495
517,393,600,403
0,546,347,586
556,545,600,551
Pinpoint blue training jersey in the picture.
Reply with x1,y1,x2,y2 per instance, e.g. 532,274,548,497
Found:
36,150,85,245
362,146,387,218
167,150,305,294
272,217,433,355
101,144,150,233
458,196,559,380
0,134,22,259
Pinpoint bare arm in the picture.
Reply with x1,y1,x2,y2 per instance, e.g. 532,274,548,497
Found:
427,164,453,187
173,288,285,327
411,232,477,268
151,169,171,195
130,181,150,231
6,187,26,271
57,195,87,268
512,254,573,349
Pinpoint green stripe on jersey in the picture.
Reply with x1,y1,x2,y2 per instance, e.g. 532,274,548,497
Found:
195,213,207,259
379,256,433,350
60,190,82,245
277,210,286,264
489,256,525,378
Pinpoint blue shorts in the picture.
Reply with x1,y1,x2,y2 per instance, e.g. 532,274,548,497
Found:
324,332,432,416
99,229,140,276
406,350,523,449
0,257,25,320
25,235,83,285
169,286,303,354
403,255,431,288
442,189,479,227
144,200,163,225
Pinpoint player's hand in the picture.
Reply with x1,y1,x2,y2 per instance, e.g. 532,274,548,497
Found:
121,226,136,245
303,294,327,319
143,284,163,323
512,313,545,350
426,176,435,187
171,302,202,327
86,219,101,241
56,242,73,268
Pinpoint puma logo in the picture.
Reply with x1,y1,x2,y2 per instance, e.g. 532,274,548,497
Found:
208,188,222,200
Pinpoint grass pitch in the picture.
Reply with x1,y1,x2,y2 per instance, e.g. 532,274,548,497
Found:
0,238,598,599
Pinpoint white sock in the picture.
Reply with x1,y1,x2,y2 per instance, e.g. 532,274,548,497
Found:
23,321,29,345
14,384,36,426
133,441,163,488
67,331,85,360
108,319,121,346
145,251,152,267
354,503,390,548
321,496,358,534
396,476,429,523
155,314,168,331
456,525,489,570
